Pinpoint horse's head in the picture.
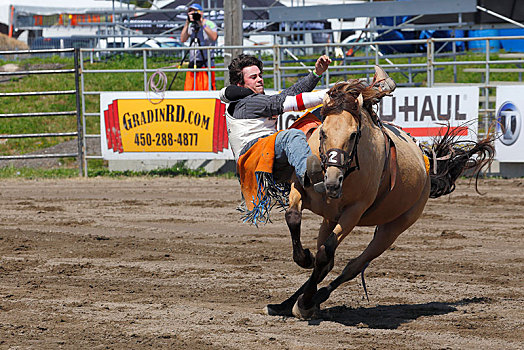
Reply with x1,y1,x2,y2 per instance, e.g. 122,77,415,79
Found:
319,81,377,198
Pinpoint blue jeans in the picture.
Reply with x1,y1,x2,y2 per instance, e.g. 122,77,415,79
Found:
274,129,312,181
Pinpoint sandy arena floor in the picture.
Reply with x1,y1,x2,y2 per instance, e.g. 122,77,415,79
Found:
0,177,522,349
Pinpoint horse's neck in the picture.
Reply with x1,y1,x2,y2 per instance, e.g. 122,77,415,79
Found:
360,108,382,139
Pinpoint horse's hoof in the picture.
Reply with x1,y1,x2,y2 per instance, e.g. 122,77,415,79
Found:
264,303,293,317
292,295,319,320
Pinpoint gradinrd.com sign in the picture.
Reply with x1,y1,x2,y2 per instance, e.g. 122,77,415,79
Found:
100,92,232,160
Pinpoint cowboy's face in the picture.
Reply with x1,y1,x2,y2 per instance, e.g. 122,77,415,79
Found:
240,65,264,94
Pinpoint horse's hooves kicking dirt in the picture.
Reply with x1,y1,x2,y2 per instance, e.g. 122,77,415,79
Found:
292,295,319,319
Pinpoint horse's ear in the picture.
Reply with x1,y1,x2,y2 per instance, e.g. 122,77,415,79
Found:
357,93,363,108
323,92,331,106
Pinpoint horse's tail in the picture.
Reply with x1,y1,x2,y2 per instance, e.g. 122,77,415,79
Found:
423,125,495,199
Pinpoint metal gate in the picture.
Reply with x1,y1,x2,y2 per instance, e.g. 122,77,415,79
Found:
0,48,84,176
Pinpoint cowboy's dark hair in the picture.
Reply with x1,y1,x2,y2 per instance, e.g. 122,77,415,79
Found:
228,54,263,86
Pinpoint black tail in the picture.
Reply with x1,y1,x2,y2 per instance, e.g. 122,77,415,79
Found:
423,126,495,199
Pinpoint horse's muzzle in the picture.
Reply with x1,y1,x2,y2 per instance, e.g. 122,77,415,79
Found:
324,171,344,198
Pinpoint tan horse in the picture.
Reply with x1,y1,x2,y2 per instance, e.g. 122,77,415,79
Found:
265,81,494,319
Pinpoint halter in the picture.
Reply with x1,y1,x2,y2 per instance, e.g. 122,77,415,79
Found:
319,120,361,178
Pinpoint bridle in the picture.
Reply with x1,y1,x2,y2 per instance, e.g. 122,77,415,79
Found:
318,119,361,178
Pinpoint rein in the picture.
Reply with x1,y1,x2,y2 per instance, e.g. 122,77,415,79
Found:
319,121,361,178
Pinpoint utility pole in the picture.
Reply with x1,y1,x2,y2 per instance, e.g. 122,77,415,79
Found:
224,0,243,85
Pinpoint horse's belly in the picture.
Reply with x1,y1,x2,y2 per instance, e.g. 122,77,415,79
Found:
358,176,429,226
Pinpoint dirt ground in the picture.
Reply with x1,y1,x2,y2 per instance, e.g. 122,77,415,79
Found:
0,177,522,349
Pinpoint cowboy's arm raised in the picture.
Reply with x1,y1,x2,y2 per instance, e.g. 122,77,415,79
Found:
278,55,330,111
280,55,331,97
221,85,327,113
233,88,327,120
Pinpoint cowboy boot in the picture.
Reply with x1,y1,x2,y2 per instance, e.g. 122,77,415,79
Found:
372,65,396,95
306,154,326,193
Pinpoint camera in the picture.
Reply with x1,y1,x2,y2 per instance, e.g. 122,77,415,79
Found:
188,12,201,23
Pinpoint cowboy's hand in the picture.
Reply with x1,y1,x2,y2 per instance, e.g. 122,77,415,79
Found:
314,55,332,76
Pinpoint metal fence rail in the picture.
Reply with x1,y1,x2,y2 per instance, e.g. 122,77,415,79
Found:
0,48,84,175
0,111,77,118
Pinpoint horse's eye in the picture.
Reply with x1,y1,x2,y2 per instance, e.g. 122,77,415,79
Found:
320,129,326,140
349,132,356,141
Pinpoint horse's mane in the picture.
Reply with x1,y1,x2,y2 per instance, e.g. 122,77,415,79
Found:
320,80,385,121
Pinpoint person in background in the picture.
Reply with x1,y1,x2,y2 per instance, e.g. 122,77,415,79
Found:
180,3,218,90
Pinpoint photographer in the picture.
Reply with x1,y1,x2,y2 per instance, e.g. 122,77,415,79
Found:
180,3,218,90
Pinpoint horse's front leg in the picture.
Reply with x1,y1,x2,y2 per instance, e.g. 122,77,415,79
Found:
263,219,336,317
292,204,364,319
285,184,315,269
291,232,337,319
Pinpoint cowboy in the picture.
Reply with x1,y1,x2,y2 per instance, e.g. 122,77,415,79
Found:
180,3,218,90
221,53,396,189
221,54,334,194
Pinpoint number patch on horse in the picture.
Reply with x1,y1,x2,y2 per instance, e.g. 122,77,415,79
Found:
326,148,346,166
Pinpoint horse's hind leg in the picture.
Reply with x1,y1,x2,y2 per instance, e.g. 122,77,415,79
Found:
312,190,430,308
286,185,315,269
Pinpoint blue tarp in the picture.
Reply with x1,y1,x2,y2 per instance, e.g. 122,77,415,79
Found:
375,15,465,54
498,28,524,52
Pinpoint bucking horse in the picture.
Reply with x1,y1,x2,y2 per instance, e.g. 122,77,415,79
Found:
263,80,495,319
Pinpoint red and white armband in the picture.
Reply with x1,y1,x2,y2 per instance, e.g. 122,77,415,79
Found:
282,89,328,112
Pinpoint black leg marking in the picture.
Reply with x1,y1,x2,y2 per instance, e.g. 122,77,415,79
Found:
286,208,315,269
300,232,337,310
266,281,307,316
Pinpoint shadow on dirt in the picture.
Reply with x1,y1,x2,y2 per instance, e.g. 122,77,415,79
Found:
309,297,490,329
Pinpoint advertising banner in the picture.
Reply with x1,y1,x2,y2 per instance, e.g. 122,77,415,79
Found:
495,86,524,162
377,86,479,142
100,87,480,161
100,91,232,160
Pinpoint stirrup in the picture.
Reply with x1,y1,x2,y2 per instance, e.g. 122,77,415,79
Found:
372,65,396,95
306,155,326,193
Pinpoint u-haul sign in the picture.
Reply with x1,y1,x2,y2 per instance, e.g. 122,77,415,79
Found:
377,86,479,142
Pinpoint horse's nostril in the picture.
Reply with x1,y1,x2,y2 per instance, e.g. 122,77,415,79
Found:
326,183,340,192
338,175,344,183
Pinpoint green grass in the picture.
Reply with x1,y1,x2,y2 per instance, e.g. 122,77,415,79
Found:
0,165,79,179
